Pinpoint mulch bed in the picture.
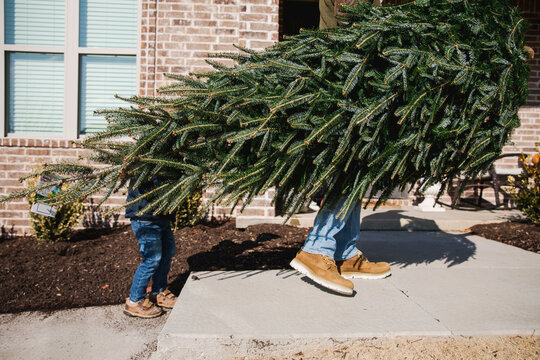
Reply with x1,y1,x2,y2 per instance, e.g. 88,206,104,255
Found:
469,221,540,254
0,219,537,314
0,220,308,314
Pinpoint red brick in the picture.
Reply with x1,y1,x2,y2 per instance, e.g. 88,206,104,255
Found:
0,179,23,187
190,35,217,43
238,208,265,216
250,5,275,13
25,148,51,156
214,13,235,20
250,22,277,31
185,43,212,50
187,12,212,19
239,14,267,21
0,219,32,227
0,211,25,218
1,148,25,155
249,40,275,49
239,31,268,40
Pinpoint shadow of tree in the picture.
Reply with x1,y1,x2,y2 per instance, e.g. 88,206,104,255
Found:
168,232,301,295
360,210,476,268
169,211,481,296
357,232,477,268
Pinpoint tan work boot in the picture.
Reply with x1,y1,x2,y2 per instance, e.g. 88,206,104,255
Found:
124,298,163,318
290,250,354,295
155,289,177,309
337,253,391,280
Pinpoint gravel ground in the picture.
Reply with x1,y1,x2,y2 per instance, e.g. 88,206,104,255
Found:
275,335,540,360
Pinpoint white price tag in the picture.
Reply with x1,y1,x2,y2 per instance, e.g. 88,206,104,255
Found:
30,174,63,218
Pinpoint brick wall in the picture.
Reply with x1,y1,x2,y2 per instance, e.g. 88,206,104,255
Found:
1,0,539,234
0,139,126,236
140,0,279,96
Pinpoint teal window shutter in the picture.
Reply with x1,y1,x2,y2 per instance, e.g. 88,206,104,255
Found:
79,0,138,48
7,53,64,134
79,55,136,134
4,0,65,46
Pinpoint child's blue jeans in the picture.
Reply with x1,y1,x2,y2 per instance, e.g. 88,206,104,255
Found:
129,218,176,302
302,198,361,261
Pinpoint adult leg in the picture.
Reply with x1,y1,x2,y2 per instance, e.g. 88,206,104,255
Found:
302,198,358,257
334,204,391,280
290,199,356,295
333,202,362,261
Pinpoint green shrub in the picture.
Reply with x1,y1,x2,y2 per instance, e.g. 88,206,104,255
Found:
172,188,203,230
26,174,84,242
508,150,540,225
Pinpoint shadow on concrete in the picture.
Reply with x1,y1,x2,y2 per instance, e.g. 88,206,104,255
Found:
168,213,478,296
360,210,476,268
361,209,442,231
168,232,303,295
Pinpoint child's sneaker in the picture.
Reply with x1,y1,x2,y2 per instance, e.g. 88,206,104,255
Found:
124,298,163,318
155,289,177,309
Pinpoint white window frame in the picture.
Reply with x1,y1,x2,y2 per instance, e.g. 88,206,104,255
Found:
0,0,141,139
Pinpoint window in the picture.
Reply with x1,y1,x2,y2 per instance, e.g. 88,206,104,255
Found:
79,55,136,134
1,0,138,137
7,53,64,133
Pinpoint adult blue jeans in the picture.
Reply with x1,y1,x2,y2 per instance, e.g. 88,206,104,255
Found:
302,198,361,261
129,218,176,302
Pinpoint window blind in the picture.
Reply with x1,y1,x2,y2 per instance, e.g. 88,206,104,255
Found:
79,55,136,134
4,0,65,46
79,0,138,48
7,53,64,134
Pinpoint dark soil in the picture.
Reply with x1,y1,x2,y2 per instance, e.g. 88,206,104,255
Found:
1,219,537,314
0,220,308,314
470,221,540,254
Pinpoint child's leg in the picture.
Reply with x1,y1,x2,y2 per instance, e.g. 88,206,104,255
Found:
129,219,163,302
151,219,176,294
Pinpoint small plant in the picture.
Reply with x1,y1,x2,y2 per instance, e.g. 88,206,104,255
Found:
172,188,203,230
26,170,84,242
508,146,540,225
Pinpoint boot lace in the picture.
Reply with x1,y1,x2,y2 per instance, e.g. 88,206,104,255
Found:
322,255,338,270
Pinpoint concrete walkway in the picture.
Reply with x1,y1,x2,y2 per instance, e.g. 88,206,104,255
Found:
154,232,540,359
0,209,537,360
0,305,169,360
236,206,524,231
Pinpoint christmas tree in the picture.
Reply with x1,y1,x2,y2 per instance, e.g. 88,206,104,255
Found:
2,0,531,220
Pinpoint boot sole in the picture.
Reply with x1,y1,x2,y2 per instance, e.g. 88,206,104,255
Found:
123,309,163,319
290,259,353,295
341,270,391,280
157,303,175,309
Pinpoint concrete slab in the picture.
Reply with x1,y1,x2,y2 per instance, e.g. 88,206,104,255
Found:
236,207,524,231
389,268,540,336
155,270,451,359
357,232,540,269
154,232,540,359
0,305,168,360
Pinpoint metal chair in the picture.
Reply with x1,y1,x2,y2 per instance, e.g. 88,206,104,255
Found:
453,153,523,208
